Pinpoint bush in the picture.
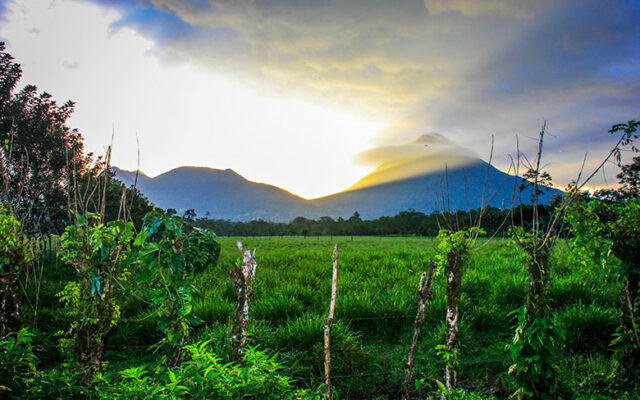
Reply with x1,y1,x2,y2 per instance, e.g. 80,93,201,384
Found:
101,341,320,399
0,328,38,397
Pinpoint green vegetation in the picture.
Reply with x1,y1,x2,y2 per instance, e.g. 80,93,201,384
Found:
2,234,638,399
195,206,554,238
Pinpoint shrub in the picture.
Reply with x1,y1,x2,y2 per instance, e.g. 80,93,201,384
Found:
102,341,320,399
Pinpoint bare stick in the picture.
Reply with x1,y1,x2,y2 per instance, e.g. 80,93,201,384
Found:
229,241,257,364
402,259,437,400
324,244,339,400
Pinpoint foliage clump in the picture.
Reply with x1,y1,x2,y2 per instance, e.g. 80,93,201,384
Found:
0,213,32,338
102,342,318,399
135,209,221,367
56,214,136,384
568,199,640,380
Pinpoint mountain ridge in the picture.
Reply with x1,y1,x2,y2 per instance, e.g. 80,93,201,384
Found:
113,158,561,222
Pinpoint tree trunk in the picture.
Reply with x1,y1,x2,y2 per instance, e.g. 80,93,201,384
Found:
230,241,257,364
324,244,338,400
402,259,436,400
73,282,114,386
0,271,20,339
526,246,550,323
620,269,640,370
517,239,555,399
445,249,465,391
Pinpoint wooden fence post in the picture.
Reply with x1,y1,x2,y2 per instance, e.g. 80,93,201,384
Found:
402,258,436,400
229,241,257,364
324,244,339,400
444,245,466,392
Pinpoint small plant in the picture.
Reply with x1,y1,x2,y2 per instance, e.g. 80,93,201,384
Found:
0,328,38,397
135,209,220,367
56,213,136,384
508,303,565,400
0,213,32,338
101,341,319,399
568,199,640,379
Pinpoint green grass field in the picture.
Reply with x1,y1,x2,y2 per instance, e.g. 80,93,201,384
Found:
24,235,634,399
111,236,628,399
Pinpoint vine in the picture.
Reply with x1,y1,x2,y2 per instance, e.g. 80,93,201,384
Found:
436,227,484,392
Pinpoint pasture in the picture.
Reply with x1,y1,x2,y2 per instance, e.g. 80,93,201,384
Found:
108,236,624,399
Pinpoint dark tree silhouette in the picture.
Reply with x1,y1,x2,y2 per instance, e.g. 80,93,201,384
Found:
0,43,152,232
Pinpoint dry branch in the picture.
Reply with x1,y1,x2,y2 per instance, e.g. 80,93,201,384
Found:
402,258,437,400
324,244,339,400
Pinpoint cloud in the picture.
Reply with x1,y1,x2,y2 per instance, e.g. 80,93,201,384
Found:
62,0,640,188
62,60,79,69
356,133,476,166
351,133,480,189
423,0,549,18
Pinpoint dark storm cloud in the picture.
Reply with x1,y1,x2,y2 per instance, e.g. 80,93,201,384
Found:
478,0,640,97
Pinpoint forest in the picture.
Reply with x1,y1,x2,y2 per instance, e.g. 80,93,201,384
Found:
1,41,639,400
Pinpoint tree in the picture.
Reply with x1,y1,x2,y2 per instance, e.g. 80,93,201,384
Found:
136,210,221,367
568,146,640,380
0,41,87,232
616,156,640,199
0,42,152,232
183,208,197,223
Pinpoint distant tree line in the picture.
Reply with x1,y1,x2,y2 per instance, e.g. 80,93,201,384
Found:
193,204,558,237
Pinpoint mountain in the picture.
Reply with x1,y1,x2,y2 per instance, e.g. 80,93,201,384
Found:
310,156,560,220
113,130,560,222
113,159,561,222
113,166,318,221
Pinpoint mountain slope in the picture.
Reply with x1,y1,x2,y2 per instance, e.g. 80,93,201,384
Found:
113,166,318,221
311,157,560,220
113,158,561,222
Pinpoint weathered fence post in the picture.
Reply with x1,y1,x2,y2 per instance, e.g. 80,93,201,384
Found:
444,243,465,392
324,244,339,400
402,258,436,400
229,241,257,364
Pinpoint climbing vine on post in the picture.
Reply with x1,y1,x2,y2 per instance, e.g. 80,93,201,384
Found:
508,226,564,400
435,227,484,392
56,214,135,385
229,241,257,364
508,124,565,400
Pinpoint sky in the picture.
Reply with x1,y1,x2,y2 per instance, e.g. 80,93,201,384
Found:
0,0,638,199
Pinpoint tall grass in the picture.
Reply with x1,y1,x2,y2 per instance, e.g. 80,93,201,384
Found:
26,236,629,399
